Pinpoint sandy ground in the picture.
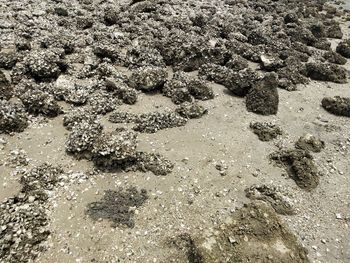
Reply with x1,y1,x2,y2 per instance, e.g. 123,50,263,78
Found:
1,2,350,263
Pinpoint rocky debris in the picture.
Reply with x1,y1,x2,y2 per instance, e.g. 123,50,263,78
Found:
63,107,98,130
131,152,174,176
125,47,165,68
20,89,63,117
175,102,208,119
323,51,347,65
105,78,138,105
128,66,168,91
0,100,28,134
295,134,325,153
0,164,64,263
0,51,17,69
277,57,309,91
23,50,63,80
200,64,261,97
133,111,188,133
336,39,350,58
225,55,249,71
0,71,13,100
249,122,282,141
321,96,350,117
270,149,320,190
187,79,214,101
86,187,148,228
93,44,120,62
91,129,138,167
260,54,285,71
245,185,296,215
87,90,120,115
4,149,29,168
65,121,103,155
183,202,309,263
246,73,279,115
163,72,213,103
108,111,138,124
304,62,347,83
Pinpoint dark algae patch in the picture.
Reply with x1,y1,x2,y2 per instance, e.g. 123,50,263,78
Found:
86,187,148,228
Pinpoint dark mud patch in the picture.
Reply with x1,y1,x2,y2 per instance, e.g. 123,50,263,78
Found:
245,184,296,215
250,122,282,141
321,96,350,117
86,187,148,228
270,149,320,190
175,202,309,263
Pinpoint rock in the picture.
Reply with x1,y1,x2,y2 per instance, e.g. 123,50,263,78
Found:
63,107,98,130
336,39,350,58
323,51,347,65
105,78,138,105
225,68,261,97
246,73,279,115
132,152,174,176
305,62,347,83
176,102,208,119
186,202,309,263
0,70,13,100
295,134,325,153
91,129,138,166
270,149,320,190
133,111,187,133
129,66,168,91
187,79,214,100
260,54,285,71
0,51,17,69
0,100,28,134
65,121,103,155
321,96,350,117
249,122,282,141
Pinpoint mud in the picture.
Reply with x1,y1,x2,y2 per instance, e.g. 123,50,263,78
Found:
181,202,309,263
86,187,148,228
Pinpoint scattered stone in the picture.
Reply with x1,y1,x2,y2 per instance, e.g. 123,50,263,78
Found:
86,187,148,228
245,184,296,215
321,96,350,117
295,134,325,153
305,62,347,83
0,100,28,134
270,149,320,190
250,122,282,141
246,73,279,115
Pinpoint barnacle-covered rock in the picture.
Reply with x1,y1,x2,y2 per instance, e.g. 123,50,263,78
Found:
0,100,28,134
20,89,63,117
128,66,168,91
321,96,350,117
63,107,98,130
65,121,103,155
176,102,207,119
0,70,13,100
92,129,138,166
